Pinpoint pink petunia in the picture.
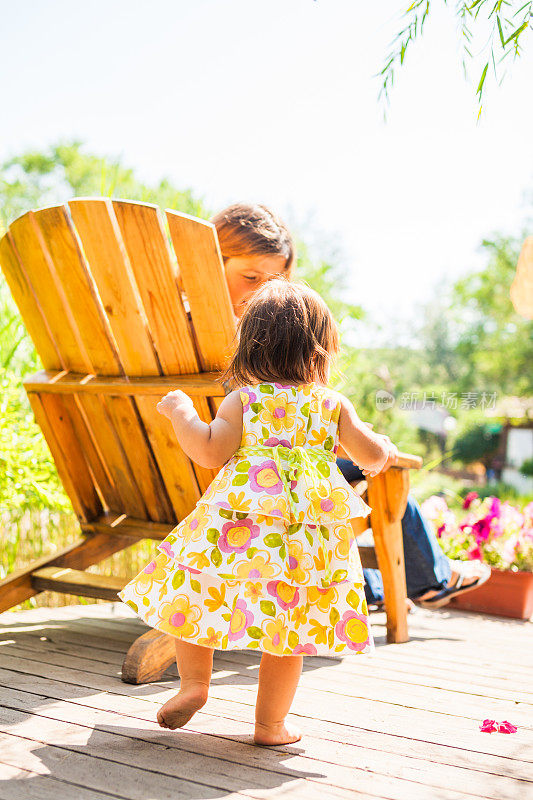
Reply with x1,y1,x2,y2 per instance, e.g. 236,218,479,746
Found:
479,719,498,733
498,721,517,734
463,492,479,510
467,544,483,561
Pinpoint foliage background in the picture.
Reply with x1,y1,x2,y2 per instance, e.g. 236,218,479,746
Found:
1,142,531,606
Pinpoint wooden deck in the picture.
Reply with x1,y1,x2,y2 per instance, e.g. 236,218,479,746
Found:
0,603,531,800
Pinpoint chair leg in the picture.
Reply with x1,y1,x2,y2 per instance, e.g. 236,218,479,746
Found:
367,468,410,643
121,629,176,684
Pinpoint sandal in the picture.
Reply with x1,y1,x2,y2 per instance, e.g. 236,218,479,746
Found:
416,560,491,609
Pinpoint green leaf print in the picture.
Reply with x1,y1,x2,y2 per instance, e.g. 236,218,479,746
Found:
346,589,361,611
260,601,276,617
232,474,248,487
125,600,138,613
288,630,299,649
246,547,258,558
227,552,236,564
190,579,201,593
206,528,220,544
332,569,348,583
221,634,229,649
264,533,283,547
317,461,330,478
261,426,270,439
290,491,299,504
305,529,314,546
250,402,262,413
236,511,248,520
247,626,263,639
328,628,335,648
219,508,234,519
247,641,260,649
210,547,222,567
329,608,340,626
222,612,231,622
235,460,251,473
306,415,312,432
259,384,274,394
279,543,286,559
301,402,310,417
172,570,185,590
142,596,150,607
320,525,330,540
324,435,334,451
288,523,302,534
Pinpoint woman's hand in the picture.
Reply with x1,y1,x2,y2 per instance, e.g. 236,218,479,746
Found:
156,390,195,420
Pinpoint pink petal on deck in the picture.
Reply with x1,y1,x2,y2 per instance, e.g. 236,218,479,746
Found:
498,721,517,734
479,719,498,733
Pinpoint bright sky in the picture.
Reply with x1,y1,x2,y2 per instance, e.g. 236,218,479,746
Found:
1,0,532,340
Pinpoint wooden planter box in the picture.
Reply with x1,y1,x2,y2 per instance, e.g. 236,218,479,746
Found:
450,567,533,620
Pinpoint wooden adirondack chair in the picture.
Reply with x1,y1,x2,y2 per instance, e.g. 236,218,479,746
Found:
0,198,421,684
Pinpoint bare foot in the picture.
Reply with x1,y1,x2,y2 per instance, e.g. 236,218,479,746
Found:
254,720,302,746
157,684,208,730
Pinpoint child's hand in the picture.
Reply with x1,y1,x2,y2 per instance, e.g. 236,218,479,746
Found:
157,390,195,420
361,434,399,477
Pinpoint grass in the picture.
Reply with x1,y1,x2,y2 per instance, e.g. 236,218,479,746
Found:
1,508,157,611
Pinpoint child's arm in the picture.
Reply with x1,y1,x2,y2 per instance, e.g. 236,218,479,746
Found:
157,389,243,469
337,394,398,478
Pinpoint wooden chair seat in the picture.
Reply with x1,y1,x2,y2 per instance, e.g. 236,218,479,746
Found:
0,198,421,685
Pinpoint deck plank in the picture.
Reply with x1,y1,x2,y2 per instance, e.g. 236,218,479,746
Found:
0,604,531,800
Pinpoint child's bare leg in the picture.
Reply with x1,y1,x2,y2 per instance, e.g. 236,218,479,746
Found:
157,640,213,730
254,653,303,745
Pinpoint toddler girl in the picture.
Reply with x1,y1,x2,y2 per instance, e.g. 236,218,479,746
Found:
119,279,395,745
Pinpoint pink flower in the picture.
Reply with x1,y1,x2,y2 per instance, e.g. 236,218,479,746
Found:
293,643,317,655
264,437,292,448
240,390,257,413
335,611,370,652
159,541,175,558
219,518,260,553
498,721,517,734
467,544,483,561
248,460,283,494
463,492,479,510
267,580,300,610
228,599,254,641
472,518,491,543
489,497,501,517
479,719,498,733
421,495,449,520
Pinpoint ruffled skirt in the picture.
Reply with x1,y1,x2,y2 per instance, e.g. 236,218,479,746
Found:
119,496,374,656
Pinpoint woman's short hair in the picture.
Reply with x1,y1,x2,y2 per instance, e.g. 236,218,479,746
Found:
212,203,295,275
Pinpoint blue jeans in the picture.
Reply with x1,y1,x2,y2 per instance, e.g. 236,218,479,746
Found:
337,458,451,603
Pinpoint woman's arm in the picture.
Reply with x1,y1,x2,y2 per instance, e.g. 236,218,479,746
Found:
157,389,243,469
337,394,398,477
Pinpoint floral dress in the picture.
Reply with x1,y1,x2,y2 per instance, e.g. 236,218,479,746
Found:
119,382,374,656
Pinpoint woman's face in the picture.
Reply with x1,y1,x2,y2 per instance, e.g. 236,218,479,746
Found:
224,254,288,318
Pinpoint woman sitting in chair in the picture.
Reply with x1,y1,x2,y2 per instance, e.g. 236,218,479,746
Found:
209,202,490,609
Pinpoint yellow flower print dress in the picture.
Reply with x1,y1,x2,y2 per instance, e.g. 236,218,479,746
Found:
119,382,374,656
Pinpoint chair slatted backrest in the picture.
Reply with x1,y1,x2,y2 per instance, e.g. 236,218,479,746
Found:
0,199,236,527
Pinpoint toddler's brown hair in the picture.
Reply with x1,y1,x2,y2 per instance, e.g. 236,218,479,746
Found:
223,279,339,387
